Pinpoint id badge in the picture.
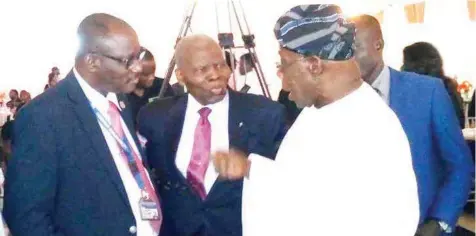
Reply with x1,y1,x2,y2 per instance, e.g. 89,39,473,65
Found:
139,198,160,220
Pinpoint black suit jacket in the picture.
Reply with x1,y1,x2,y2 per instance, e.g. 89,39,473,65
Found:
277,89,302,127
127,77,175,123
137,91,287,236
4,72,146,236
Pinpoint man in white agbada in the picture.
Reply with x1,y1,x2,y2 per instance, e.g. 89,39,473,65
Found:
213,4,420,236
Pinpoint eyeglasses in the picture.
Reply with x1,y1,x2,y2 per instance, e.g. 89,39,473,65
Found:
90,49,146,69
276,57,306,72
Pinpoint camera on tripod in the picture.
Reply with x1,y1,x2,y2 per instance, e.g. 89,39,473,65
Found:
159,0,272,99
218,33,235,49
242,34,255,49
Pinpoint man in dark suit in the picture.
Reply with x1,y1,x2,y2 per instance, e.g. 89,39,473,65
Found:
137,34,286,236
4,13,162,236
351,15,474,236
127,47,175,120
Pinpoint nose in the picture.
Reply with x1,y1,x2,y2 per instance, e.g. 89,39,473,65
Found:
207,66,220,80
277,69,290,92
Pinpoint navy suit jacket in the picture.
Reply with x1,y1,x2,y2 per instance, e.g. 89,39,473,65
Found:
388,68,474,227
4,73,146,236
137,91,286,236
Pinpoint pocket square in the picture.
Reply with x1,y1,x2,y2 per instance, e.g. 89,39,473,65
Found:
137,132,148,148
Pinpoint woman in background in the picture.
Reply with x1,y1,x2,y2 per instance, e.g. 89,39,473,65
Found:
402,42,465,128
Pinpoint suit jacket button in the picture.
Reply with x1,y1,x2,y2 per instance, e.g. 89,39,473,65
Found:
129,226,137,234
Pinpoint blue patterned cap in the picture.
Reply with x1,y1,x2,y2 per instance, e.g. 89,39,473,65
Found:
274,4,355,60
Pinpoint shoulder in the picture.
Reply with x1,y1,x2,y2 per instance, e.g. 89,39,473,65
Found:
390,68,444,93
137,94,186,126
231,91,285,112
140,95,183,114
17,84,68,124
391,68,442,87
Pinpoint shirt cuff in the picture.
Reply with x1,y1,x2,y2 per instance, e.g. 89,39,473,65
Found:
247,153,275,180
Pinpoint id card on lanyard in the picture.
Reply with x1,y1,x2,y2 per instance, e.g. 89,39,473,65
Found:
89,102,161,221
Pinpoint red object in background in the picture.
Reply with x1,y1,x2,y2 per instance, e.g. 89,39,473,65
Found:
458,80,473,94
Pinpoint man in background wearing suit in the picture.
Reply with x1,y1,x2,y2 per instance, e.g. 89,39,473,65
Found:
4,13,162,236
137,34,286,236
127,47,175,120
351,15,473,236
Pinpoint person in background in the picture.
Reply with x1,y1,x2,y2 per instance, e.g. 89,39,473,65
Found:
45,67,60,91
402,42,465,128
1,119,12,171
7,90,20,106
19,90,31,104
127,47,175,121
351,14,473,236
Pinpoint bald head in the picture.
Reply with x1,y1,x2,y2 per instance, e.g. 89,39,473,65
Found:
349,14,385,84
174,34,231,106
175,34,221,69
350,15,383,39
75,13,143,95
76,13,138,58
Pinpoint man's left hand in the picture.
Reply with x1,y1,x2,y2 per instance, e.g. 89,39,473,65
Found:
212,149,250,180
415,220,442,236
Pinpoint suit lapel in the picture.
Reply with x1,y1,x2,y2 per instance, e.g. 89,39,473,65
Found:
228,91,249,152
389,67,407,114
65,72,131,209
163,95,188,179
116,94,145,158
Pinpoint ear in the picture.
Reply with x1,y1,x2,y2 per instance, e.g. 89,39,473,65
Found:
175,68,185,85
307,56,324,76
85,54,100,72
375,39,384,51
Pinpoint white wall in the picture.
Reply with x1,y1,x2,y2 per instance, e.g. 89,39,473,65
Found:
0,0,474,99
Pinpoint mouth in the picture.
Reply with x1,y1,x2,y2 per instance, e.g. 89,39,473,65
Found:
211,87,226,96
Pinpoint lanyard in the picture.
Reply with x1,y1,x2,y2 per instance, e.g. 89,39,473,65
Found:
92,106,130,152
89,102,146,190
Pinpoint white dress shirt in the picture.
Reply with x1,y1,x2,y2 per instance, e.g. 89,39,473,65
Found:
176,93,230,193
372,66,391,104
74,68,155,236
242,83,419,236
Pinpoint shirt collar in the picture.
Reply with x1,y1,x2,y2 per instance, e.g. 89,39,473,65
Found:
371,65,390,102
73,67,121,114
187,91,229,116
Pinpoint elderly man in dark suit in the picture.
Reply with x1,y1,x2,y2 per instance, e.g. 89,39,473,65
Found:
127,47,175,121
137,34,286,236
4,13,162,236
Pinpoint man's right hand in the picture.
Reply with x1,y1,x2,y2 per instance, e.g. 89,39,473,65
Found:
213,149,250,180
